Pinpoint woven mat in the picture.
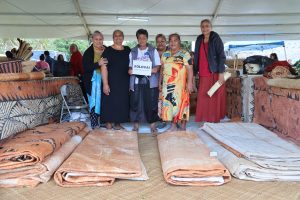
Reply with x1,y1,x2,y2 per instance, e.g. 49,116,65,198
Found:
1,134,300,200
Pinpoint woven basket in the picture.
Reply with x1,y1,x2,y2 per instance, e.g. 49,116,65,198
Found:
0,59,22,73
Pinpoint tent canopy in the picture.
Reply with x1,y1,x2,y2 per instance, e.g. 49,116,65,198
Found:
228,41,285,51
0,0,300,41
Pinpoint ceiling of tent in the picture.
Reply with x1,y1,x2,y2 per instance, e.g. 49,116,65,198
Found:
0,0,300,41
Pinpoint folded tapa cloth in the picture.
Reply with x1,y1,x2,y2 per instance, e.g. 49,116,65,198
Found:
157,131,231,186
202,123,300,171
197,129,300,181
0,122,87,187
0,122,86,170
54,130,148,187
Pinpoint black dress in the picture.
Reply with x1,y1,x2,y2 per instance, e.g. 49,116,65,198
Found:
101,46,131,123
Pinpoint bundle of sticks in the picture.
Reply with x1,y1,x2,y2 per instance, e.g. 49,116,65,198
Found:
9,38,33,61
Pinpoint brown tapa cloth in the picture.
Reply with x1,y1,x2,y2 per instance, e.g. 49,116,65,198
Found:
0,122,86,170
0,127,89,187
0,72,45,82
0,122,87,187
157,131,231,186
54,130,148,187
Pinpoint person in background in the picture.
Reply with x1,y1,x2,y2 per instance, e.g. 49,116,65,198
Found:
5,51,13,59
270,53,279,61
160,33,193,131
156,33,168,58
44,51,55,73
155,33,168,129
101,30,131,130
189,51,198,92
128,29,161,135
194,19,226,124
190,51,195,64
70,44,84,76
82,31,107,129
69,43,87,101
53,54,70,77
35,54,50,71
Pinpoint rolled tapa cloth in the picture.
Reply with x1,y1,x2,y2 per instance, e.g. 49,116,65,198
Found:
207,72,231,97
0,122,86,171
54,130,148,187
0,126,89,188
0,72,44,82
157,131,231,186
26,72,45,80
0,72,29,81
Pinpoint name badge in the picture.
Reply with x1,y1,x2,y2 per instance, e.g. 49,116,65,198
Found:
132,60,152,76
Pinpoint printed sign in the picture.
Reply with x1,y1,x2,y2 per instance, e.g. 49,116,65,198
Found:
132,60,152,76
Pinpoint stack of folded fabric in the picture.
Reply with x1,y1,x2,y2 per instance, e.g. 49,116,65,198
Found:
199,122,300,181
264,61,296,79
0,122,88,187
157,131,231,186
54,130,148,187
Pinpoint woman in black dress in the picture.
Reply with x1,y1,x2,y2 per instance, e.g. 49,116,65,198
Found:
101,30,131,129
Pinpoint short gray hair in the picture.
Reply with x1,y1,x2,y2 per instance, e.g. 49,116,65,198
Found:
92,30,104,39
113,29,124,38
200,19,212,27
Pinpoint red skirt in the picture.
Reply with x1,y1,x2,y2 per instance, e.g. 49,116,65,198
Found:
195,73,226,123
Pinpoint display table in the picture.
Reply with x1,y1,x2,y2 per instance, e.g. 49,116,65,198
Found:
226,75,262,121
0,77,78,140
253,77,300,144
226,77,243,119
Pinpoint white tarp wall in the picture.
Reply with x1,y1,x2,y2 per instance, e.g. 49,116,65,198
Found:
0,0,300,41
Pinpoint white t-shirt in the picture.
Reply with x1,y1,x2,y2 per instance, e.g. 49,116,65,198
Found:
129,47,161,67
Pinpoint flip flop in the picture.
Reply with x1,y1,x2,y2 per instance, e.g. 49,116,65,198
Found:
151,128,158,137
113,125,125,130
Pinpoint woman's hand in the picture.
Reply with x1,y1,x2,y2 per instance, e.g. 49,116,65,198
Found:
218,73,225,85
98,58,108,67
152,67,158,74
192,76,197,92
103,84,110,95
159,83,162,92
128,68,133,75
187,81,193,94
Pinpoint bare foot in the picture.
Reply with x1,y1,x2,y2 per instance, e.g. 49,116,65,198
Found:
165,123,178,132
150,123,158,136
114,123,125,130
179,121,187,131
199,122,205,128
105,123,112,130
132,123,139,132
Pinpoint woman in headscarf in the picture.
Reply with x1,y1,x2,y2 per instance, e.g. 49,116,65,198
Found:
82,30,107,129
194,19,226,124
100,30,131,130
160,33,193,131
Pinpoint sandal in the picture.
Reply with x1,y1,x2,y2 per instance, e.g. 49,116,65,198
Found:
114,124,125,130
